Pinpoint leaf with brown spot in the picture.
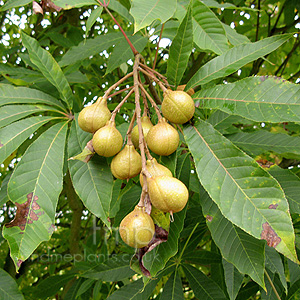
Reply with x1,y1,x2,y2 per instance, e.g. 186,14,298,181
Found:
268,204,278,209
261,222,281,248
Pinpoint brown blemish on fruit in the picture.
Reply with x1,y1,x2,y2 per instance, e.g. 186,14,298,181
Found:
261,222,281,247
206,215,213,222
268,204,278,209
5,193,42,231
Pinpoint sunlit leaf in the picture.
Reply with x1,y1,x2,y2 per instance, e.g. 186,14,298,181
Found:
52,0,97,9
0,0,32,11
85,6,103,36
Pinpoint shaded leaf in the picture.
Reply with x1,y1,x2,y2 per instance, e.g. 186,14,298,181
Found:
76,278,95,298
186,34,292,89
236,282,259,300
0,268,24,300
130,0,177,33
183,119,297,263
4,122,68,269
183,249,222,265
167,5,193,87
287,279,300,300
85,6,103,36
0,173,11,206
52,0,97,9
160,270,184,300
260,268,285,300
0,0,32,11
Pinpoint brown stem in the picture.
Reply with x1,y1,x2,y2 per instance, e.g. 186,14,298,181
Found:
140,63,170,87
152,23,165,70
126,110,136,145
138,67,167,92
103,72,133,99
144,74,162,105
108,86,133,99
110,88,134,122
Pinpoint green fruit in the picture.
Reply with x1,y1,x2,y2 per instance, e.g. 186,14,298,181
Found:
147,176,188,213
119,206,155,248
111,144,142,180
92,120,123,157
146,118,179,156
140,158,172,186
131,116,153,148
161,90,195,124
78,97,111,133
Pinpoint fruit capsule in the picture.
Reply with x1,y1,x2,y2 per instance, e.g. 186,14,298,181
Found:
92,120,123,157
131,116,153,149
119,206,155,248
78,97,111,133
147,176,188,213
161,90,195,124
146,118,179,156
111,144,142,180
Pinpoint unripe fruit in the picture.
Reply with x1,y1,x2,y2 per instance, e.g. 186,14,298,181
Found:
119,206,155,248
147,176,188,213
139,158,172,186
161,90,195,124
92,120,123,157
131,116,153,148
146,118,179,156
78,97,111,133
111,144,142,180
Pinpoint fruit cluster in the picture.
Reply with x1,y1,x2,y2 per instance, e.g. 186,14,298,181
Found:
78,62,194,250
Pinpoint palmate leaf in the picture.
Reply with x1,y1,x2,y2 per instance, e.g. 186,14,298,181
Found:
68,119,114,227
194,76,300,123
3,121,68,269
21,32,74,110
160,270,184,300
0,268,24,300
130,0,177,33
228,131,300,158
0,84,66,111
183,120,297,263
167,4,193,87
186,34,292,89
0,116,61,164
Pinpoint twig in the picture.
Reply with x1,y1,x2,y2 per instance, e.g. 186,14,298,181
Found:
140,63,170,87
126,110,136,145
110,88,134,121
152,23,165,70
264,269,281,300
255,0,261,41
138,67,167,92
107,86,133,99
103,72,133,99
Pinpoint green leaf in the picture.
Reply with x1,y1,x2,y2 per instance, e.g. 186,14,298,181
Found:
160,270,184,300
228,131,300,158
0,104,63,129
223,23,250,46
287,279,300,300
59,32,124,67
183,120,297,263
186,34,292,89
260,268,285,300
0,84,66,111
182,264,228,299
0,116,59,164
85,6,103,36
106,34,148,73
21,32,74,109
0,268,24,300
222,259,244,300
167,5,193,87
0,0,32,11
268,166,300,215
194,76,300,123
0,173,11,206
76,278,95,298
130,0,177,33
108,0,134,23
236,282,259,300
3,122,68,269
182,249,222,264
201,0,257,10
68,119,114,227
52,0,97,9
80,254,135,281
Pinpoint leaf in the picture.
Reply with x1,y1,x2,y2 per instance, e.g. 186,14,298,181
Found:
21,32,74,109
68,119,114,227
287,279,300,300
236,282,259,300
167,5,193,87
0,173,11,206
182,249,222,265
85,6,103,36
222,259,244,300
0,116,59,164
108,0,134,23
182,264,228,299
0,268,24,300
228,131,300,158
106,34,148,73
183,120,297,263
0,84,66,111
130,0,177,33
194,76,300,123
0,104,62,129
223,23,250,46
186,34,292,89
59,32,124,67
201,0,257,10
76,278,95,298
0,0,32,11
267,166,300,215
3,121,68,269
160,270,184,300
52,0,97,9
80,254,135,281
260,268,285,300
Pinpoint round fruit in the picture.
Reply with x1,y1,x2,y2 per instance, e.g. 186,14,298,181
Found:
111,144,142,180
147,176,188,213
92,120,123,157
131,116,153,148
140,158,172,186
119,206,155,248
78,97,111,133
146,118,179,156
161,90,195,124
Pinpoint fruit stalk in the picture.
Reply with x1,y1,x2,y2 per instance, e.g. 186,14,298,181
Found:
140,63,169,88
126,110,136,145
138,66,167,92
110,88,134,122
